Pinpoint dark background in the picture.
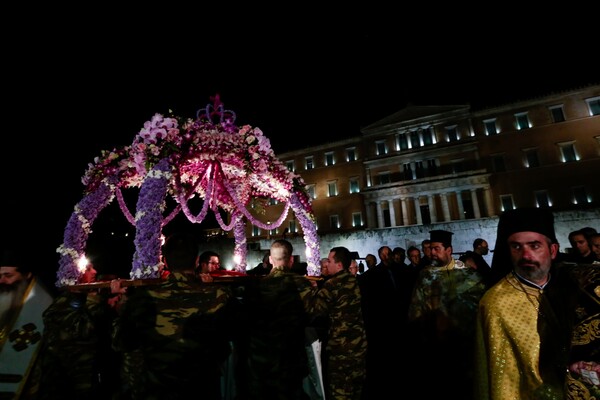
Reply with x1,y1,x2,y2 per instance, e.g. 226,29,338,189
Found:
2,8,597,286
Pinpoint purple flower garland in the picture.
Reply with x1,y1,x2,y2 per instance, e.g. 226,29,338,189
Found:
130,158,171,279
56,174,118,286
290,192,320,275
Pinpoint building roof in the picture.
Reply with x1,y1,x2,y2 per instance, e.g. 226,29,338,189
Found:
362,104,470,132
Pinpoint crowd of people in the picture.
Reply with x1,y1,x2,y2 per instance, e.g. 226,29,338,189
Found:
1,214,599,399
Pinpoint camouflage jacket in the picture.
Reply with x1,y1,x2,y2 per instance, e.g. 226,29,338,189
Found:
112,271,233,400
37,289,116,399
311,269,367,362
408,258,486,340
242,268,315,398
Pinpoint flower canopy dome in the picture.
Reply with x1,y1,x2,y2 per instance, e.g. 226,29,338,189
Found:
56,95,320,287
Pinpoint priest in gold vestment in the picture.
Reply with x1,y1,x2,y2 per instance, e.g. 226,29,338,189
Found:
475,208,599,399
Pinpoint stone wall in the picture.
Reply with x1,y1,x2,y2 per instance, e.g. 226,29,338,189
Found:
201,208,600,272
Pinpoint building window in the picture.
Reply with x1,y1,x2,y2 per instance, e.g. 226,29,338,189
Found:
572,186,590,205
422,127,435,145
451,159,465,173
549,105,565,123
285,160,295,172
410,130,421,148
558,141,578,162
492,155,506,172
346,147,356,162
269,226,277,236
415,161,425,179
427,159,437,175
289,219,297,234
349,177,360,193
330,215,340,229
484,118,498,135
534,190,551,208
378,172,391,185
327,181,338,197
515,112,531,130
500,194,515,211
325,151,335,166
586,96,600,116
376,140,387,155
306,184,316,200
445,125,458,142
305,156,314,170
352,212,363,227
396,132,409,151
403,163,414,180
269,198,278,205
252,225,261,237
524,148,540,168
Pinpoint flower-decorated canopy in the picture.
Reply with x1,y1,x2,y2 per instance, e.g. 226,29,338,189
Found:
56,95,320,287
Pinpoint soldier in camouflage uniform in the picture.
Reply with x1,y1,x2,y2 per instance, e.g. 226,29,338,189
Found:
242,239,315,400
111,232,234,400
37,287,118,399
310,246,367,400
36,263,119,399
408,230,486,400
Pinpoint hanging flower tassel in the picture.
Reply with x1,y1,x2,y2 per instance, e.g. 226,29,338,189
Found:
232,213,247,272
115,188,136,226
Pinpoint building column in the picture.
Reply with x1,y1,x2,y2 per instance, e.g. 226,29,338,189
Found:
401,197,409,226
441,193,451,221
388,199,397,227
366,201,376,228
456,191,466,220
470,189,481,219
413,197,423,225
428,194,438,223
407,132,415,148
484,186,495,217
376,201,384,228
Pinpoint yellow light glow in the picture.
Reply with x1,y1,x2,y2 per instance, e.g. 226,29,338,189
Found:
77,255,89,272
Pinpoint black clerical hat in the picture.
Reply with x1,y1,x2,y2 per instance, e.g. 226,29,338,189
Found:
489,207,557,287
1,248,25,268
430,230,453,247
496,207,556,243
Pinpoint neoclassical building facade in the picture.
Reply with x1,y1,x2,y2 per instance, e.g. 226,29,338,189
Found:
242,83,600,241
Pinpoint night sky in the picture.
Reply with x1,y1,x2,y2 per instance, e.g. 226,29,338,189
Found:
2,11,597,284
